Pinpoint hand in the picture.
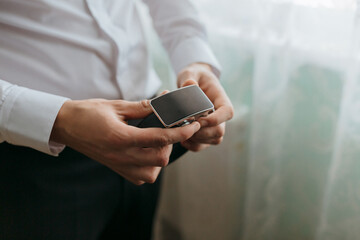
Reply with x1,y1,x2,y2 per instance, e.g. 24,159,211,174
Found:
50,99,200,185
177,63,234,151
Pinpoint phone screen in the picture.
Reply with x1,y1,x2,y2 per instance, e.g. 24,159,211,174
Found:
150,85,214,126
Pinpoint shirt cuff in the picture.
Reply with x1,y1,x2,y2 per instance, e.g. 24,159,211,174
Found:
0,84,69,156
169,37,222,78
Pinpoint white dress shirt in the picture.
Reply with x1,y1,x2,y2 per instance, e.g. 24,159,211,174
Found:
0,0,220,156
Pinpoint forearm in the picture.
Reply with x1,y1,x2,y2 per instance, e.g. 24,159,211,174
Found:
142,0,221,76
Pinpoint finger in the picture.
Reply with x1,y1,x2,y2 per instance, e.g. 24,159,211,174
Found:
181,140,210,152
188,135,224,145
133,121,201,147
190,123,225,142
181,79,199,87
140,166,162,183
159,90,170,95
114,99,153,120
125,165,162,184
111,168,145,186
197,77,233,113
198,105,233,127
126,145,172,167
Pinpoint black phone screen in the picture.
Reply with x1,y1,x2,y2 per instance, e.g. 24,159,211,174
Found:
150,85,214,126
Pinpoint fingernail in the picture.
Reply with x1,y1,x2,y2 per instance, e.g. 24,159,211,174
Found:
193,121,201,130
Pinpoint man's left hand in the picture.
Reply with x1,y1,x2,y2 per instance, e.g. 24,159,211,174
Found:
177,63,234,152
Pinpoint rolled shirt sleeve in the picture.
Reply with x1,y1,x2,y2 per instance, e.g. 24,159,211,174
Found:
0,80,69,156
143,0,222,77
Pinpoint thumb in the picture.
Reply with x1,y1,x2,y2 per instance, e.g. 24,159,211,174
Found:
122,90,170,120
119,100,153,120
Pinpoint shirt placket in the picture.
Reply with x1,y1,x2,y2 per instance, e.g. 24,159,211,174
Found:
85,0,128,99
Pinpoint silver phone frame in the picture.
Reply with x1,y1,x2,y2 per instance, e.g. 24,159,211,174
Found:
150,85,215,128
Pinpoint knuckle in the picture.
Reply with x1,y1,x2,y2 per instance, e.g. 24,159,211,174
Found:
226,105,235,120
215,126,225,138
157,154,169,167
212,137,223,145
140,99,150,109
133,180,145,186
207,117,221,126
146,170,158,184
189,144,202,152
147,176,157,184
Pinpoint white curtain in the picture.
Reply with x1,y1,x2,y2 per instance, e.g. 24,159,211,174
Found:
147,0,360,239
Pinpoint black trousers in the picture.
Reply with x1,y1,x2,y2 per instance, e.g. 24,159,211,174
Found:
0,143,162,240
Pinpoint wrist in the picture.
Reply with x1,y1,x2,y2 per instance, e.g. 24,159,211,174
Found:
50,100,74,144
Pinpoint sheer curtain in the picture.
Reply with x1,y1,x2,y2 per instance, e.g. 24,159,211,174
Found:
148,0,360,239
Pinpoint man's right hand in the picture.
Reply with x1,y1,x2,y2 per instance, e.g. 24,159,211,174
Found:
50,99,200,185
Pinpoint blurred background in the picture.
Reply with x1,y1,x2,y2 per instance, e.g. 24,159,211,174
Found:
141,0,360,239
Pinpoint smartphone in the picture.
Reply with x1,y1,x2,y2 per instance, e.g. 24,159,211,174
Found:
150,85,214,128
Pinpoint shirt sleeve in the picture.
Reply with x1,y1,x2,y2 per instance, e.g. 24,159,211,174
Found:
0,79,69,156
142,0,222,77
